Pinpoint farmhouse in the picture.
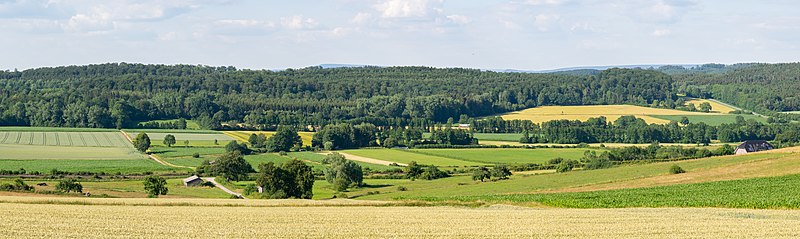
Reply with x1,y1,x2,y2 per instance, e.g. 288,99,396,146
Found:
183,175,204,187
735,140,774,155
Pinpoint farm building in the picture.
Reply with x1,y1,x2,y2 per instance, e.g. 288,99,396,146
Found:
735,140,774,155
183,176,204,187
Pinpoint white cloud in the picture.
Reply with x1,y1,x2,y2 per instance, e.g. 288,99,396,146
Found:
651,29,671,37
375,0,442,18
445,14,470,25
63,7,113,33
280,15,318,30
351,12,372,24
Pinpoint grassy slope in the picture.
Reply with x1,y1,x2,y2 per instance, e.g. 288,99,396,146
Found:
357,152,787,200
430,174,800,209
412,148,599,164
287,152,401,172
343,149,485,167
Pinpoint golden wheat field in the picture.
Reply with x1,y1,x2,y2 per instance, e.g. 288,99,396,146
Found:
2,201,800,238
500,105,723,124
223,131,315,146
685,98,737,113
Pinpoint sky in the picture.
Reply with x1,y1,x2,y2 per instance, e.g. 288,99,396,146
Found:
1,0,799,71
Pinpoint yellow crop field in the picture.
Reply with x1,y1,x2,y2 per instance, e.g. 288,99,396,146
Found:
500,105,723,124
685,98,737,113
2,201,800,238
224,131,314,146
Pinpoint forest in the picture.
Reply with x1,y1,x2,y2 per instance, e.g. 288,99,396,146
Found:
0,63,674,128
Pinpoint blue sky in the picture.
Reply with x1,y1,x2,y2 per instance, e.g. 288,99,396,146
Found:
1,0,798,70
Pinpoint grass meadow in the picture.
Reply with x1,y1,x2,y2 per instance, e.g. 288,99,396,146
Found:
424,173,800,209
411,148,599,165
343,149,486,167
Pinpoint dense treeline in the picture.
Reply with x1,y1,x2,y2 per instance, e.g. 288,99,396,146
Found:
474,115,800,144
673,63,800,114
0,63,674,128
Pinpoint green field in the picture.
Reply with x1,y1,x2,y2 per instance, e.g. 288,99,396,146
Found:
0,127,118,132
422,173,800,209
355,152,786,200
650,114,767,126
343,149,485,167
127,132,235,147
151,147,226,167
288,152,401,172
412,148,598,165
0,144,144,160
0,159,178,174
0,131,130,147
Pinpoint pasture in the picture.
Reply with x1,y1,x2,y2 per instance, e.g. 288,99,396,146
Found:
128,132,235,147
288,152,401,172
343,149,485,167
2,201,800,238
499,105,726,124
412,148,599,165
0,130,143,160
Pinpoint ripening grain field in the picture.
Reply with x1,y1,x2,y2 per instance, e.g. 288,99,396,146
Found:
2,202,800,238
499,105,723,124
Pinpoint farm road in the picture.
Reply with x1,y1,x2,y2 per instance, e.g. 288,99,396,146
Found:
118,130,192,169
317,151,407,166
204,177,245,199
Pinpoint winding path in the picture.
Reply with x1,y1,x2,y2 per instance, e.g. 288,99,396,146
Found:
119,130,192,169
204,177,245,199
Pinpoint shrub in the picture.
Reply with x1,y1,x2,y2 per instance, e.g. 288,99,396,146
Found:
472,167,491,182
670,165,686,174
491,165,512,180
556,160,578,173
192,153,200,158
584,157,612,170
547,158,565,165
55,179,83,193
397,186,408,191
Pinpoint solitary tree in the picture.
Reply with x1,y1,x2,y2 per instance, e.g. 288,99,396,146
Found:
324,153,363,191
163,134,176,147
184,140,190,147
472,167,491,182
143,175,168,198
404,161,423,179
491,165,512,180
699,102,712,113
133,133,151,152
680,116,690,125
198,151,254,181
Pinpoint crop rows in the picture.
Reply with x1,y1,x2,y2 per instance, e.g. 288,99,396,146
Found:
0,131,130,147
2,203,800,238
